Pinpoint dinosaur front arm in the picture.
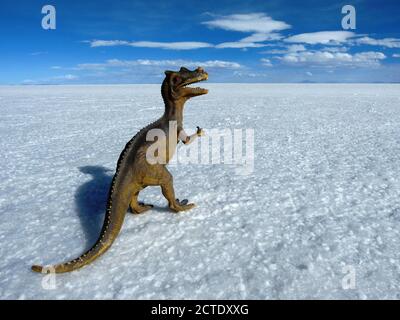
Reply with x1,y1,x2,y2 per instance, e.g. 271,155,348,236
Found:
178,128,203,145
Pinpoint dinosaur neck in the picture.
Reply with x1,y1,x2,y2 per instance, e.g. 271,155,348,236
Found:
163,100,185,128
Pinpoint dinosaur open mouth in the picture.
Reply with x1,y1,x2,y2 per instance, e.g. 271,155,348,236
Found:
180,73,209,94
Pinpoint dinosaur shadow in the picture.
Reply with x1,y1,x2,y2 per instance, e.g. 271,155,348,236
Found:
74,166,113,247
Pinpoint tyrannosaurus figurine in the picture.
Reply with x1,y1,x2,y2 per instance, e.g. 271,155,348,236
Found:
32,67,209,273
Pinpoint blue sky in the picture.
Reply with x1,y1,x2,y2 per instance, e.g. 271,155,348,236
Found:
1,0,400,84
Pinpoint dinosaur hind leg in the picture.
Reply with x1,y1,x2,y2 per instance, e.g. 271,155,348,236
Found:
129,190,153,214
160,168,195,212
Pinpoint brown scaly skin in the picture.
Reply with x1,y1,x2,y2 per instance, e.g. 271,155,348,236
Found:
32,67,209,273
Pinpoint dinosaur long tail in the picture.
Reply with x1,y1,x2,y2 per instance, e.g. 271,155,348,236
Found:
31,177,133,274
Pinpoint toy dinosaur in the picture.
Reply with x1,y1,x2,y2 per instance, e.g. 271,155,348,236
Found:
32,67,208,273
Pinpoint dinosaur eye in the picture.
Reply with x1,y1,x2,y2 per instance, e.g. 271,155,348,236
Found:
173,76,181,84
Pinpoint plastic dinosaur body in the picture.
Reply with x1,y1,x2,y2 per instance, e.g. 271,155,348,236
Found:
32,67,209,273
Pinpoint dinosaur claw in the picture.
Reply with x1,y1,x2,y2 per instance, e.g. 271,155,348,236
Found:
170,199,195,212
175,198,188,205
130,203,153,214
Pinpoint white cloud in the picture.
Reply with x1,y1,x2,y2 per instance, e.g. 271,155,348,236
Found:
216,32,283,49
89,31,284,51
285,31,355,45
77,59,242,70
320,46,348,53
260,44,306,55
355,36,400,48
306,71,313,76
233,70,268,78
239,32,283,42
90,40,213,50
54,74,78,80
90,40,129,47
202,13,290,49
216,41,267,49
281,50,386,67
393,54,400,58
202,13,291,33
261,48,288,54
260,58,273,67
22,74,78,85
90,38,270,50
200,60,242,68
88,14,291,52
75,63,107,71
287,44,307,52
129,41,213,50
22,79,36,85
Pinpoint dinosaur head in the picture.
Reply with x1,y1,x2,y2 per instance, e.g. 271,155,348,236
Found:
162,67,208,103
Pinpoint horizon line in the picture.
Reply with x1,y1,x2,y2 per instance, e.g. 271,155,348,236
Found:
2,82,400,86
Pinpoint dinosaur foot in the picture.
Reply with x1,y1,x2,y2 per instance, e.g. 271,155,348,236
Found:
169,199,196,213
130,202,154,214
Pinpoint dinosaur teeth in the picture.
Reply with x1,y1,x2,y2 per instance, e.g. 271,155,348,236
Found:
181,75,207,89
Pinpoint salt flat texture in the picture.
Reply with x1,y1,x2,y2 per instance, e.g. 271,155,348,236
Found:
1,84,400,299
